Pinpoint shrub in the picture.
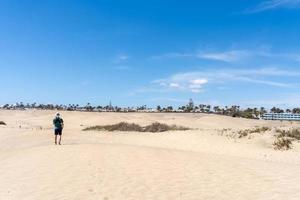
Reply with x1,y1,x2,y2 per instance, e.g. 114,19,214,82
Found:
83,122,143,132
256,126,271,133
144,122,189,133
273,137,292,150
237,130,250,138
0,121,6,126
83,122,190,133
237,127,270,138
276,129,300,140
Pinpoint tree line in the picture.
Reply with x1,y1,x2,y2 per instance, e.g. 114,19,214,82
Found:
1,100,300,119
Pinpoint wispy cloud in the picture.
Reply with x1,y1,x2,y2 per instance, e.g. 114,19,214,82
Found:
151,48,300,63
154,75,208,93
243,94,300,108
151,50,252,63
149,67,299,94
245,0,300,13
197,50,251,62
113,54,129,63
234,76,292,87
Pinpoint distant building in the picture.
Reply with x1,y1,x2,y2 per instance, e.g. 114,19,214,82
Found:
261,113,300,121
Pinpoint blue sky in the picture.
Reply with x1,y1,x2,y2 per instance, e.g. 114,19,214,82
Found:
1,0,300,108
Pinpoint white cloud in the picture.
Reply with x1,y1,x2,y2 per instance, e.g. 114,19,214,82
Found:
188,79,208,93
169,83,181,88
197,50,250,62
245,0,300,13
191,79,208,85
154,74,208,93
227,67,300,77
151,48,300,63
190,89,202,93
151,50,249,62
189,84,202,89
152,67,299,93
234,76,293,87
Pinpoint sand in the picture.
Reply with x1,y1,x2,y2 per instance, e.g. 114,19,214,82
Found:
1,109,300,200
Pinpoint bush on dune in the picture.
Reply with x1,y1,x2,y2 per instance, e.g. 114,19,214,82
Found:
0,121,6,125
273,129,300,150
83,122,143,132
237,127,270,138
144,122,189,132
273,137,292,150
83,122,190,133
276,129,300,140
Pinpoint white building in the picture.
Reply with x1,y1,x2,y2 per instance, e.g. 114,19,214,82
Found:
261,113,300,121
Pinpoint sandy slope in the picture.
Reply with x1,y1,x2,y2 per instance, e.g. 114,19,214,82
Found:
1,110,300,200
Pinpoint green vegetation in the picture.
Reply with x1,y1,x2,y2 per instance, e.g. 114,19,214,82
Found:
83,122,190,133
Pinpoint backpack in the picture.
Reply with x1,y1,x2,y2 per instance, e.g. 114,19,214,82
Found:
54,117,63,129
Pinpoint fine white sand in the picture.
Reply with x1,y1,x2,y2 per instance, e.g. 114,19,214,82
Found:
1,110,300,200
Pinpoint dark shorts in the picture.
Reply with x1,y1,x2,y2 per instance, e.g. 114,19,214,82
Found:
54,128,62,135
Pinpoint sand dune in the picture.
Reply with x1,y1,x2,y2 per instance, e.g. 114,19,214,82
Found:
1,110,300,200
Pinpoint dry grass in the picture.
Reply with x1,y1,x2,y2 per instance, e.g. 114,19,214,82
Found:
273,137,292,150
273,129,300,150
237,127,270,138
144,122,189,132
83,122,190,133
276,129,300,140
0,121,6,126
83,122,143,132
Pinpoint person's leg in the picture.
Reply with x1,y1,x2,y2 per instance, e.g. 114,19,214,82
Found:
58,129,62,145
58,135,61,145
55,135,57,145
54,129,58,145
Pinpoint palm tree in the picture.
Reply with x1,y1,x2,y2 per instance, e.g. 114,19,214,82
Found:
156,105,162,112
85,103,93,111
213,106,220,113
224,106,229,115
271,107,277,113
293,108,300,114
206,105,211,112
167,106,173,112
259,107,266,115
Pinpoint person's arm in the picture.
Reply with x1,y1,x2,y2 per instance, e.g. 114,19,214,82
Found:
61,119,64,129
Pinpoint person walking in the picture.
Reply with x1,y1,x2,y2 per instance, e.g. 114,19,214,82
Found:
53,113,64,145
